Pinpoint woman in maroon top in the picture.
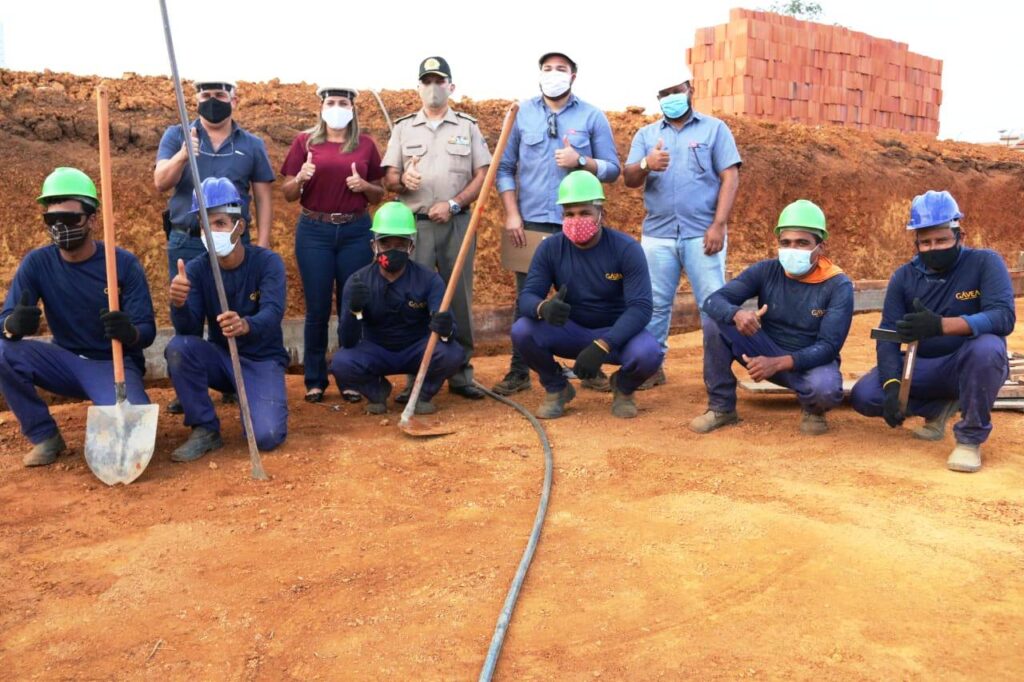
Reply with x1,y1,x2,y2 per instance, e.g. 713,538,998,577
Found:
281,86,385,402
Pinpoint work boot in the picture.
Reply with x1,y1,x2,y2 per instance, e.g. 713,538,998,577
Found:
689,409,739,434
492,371,531,396
580,369,611,393
365,378,392,415
946,442,982,473
536,383,576,419
914,401,959,441
23,432,68,467
414,400,437,415
799,411,828,436
170,427,223,463
636,367,667,391
449,384,486,400
610,372,638,419
167,397,184,415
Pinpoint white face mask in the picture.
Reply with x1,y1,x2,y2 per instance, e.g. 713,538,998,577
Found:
418,83,450,108
539,70,572,99
322,106,353,130
202,220,241,257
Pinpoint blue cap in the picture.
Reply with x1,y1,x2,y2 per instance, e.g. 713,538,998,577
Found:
190,177,242,215
907,190,963,230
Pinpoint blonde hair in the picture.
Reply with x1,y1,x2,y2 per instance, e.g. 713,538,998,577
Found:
304,102,360,153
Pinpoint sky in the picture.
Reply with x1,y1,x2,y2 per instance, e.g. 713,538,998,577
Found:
1,0,1022,143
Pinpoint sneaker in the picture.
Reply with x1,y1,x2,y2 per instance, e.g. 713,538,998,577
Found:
946,442,982,473
304,388,325,404
799,411,828,436
636,367,667,391
688,409,740,434
492,372,531,396
341,389,363,404
610,372,638,419
23,432,68,467
536,383,576,420
913,401,959,441
167,397,184,415
170,427,223,463
580,369,611,393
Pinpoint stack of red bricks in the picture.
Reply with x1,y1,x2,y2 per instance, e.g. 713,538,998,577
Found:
686,8,942,135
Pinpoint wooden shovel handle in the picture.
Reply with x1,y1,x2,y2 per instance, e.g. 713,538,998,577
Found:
96,85,125,386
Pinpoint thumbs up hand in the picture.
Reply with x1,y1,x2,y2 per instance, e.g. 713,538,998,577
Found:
346,162,369,193
297,151,316,185
4,290,42,338
169,258,191,308
402,156,422,191
733,303,767,337
554,135,582,169
538,284,571,326
646,138,671,171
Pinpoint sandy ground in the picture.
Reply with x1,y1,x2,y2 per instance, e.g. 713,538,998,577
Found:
1,305,1022,680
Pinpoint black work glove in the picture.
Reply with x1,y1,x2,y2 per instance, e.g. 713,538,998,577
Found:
538,284,570,327
5,292,42,338
573,341,609,380
100,309,138,345
429,310,455,338
882,381,905,428
896,298,942,343
348,277,370,313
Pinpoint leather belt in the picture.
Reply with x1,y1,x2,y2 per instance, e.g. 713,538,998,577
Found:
302,207,363,224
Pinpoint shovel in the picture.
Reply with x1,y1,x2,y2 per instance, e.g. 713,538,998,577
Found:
399,102,519,437
84,84,160,485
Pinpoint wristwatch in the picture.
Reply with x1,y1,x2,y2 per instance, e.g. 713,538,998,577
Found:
640,157,649,171
577,154,587,168
448,200,462,215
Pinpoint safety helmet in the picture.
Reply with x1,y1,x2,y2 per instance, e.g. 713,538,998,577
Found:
907,190,963,230
556,170,605,205
371,202,417,237
775,199,828,240
190,177,242,215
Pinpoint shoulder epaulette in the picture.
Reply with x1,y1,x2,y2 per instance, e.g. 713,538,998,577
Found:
455,111,478,123
393,113,416,124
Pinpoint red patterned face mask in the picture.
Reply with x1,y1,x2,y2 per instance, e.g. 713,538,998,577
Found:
562,215,599,244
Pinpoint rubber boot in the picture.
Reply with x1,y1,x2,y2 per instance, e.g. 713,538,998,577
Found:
171,427,223,463
914,401,959,441
536,383,576,419
689,409,739,434
23,432,68,467
800,412,828,436
610,371,638,419
947,442,982,473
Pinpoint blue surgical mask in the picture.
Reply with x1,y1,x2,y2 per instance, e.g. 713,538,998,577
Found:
778,247,817,276
659,93,690,120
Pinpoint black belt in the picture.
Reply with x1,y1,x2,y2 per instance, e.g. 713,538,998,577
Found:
413,213,432,221
170,225,202,237
302,208,364,224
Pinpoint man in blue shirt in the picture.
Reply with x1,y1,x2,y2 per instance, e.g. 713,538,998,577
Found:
512,171,661,420
0,168,156,467
694,200,854,436
330,202,463,415
493,51,622,397
851,191,1015,473
624,65,742,390
165,178,289,463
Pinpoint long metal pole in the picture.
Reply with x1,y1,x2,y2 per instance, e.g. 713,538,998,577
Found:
157,0,267,481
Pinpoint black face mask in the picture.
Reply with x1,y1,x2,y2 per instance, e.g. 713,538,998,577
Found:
377,249,409,273
198,98,232,124
918,242,960,272
46,218,91,251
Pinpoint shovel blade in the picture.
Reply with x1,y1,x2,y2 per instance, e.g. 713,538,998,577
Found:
84,401,160,485
398,416,457,438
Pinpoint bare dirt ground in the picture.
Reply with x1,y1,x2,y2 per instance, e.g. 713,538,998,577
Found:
1,303,1022,680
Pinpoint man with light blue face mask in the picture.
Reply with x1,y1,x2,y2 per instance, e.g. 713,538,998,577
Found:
164,177,289,463
692,200,854,436
624,63,742,391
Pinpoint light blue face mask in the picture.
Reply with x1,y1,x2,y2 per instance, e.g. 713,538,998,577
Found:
202,219,241,257
778,247,818,276
659,93,690,120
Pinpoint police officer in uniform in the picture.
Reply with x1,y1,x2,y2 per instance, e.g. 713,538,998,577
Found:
382,56,492,401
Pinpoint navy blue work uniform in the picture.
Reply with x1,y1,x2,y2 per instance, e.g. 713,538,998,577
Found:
165,245,289,450
329,262,465,403
0,244,156,444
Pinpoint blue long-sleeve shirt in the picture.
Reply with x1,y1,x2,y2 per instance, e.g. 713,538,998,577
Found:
496,95,621,224
0,243,156,374
171,245,289,367
519,228,652,351
877,247,1015,382
339,262,446,351
703,259,854,372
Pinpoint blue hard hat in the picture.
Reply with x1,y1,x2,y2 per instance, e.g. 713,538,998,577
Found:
190,177,242,215
907,190,963,230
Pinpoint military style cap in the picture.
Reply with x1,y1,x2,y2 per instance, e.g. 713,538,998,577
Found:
418,56,452,81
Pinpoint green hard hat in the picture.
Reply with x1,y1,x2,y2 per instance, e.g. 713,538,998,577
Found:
36,167,99,208
775,199,827,240
371,201,417,237
556,170,605,205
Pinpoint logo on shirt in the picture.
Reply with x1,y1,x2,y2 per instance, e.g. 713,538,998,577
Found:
955,289,980,301
249,290,261,302
810,308,826,317
605,273,623,281
448,135,470,145
408,299,427,309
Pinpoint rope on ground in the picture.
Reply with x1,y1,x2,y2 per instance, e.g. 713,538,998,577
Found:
473,382,554,682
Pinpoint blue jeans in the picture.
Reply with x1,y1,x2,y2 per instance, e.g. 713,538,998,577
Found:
851,334,1007,445
641,234,727,357
0,339,149,444
510,317,663,394
702,317,843,415
330,337,465,403
165,336,288,451
294,213,373,391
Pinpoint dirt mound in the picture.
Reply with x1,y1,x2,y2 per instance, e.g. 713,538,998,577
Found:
2,70,1023,322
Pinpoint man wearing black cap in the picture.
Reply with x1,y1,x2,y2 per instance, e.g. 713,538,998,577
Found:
382,57,492,401
492,51,622,396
